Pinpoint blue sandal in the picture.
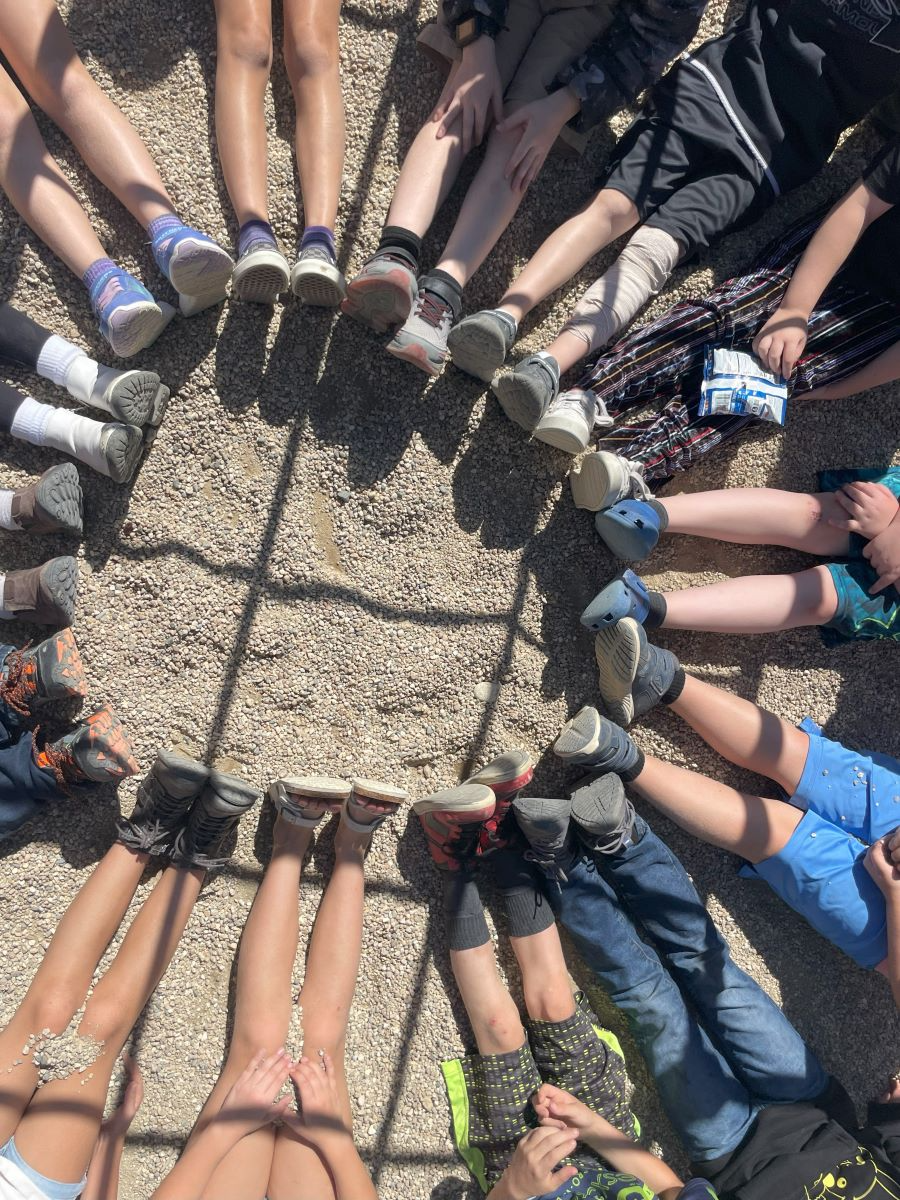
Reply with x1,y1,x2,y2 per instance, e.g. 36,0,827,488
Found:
594,498,667,561
580,569,650,632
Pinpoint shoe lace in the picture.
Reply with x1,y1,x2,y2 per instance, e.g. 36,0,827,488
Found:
0,643,35,717
414,291,450,330
34,727,75,795
554,389,597,419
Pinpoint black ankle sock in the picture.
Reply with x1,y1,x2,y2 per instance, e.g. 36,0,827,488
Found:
645,591,667,630
442,873,490,951
661,668,686,705
421,268,464,320
377,225,421,271
620,750,645,783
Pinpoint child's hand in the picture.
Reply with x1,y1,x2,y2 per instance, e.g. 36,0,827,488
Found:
876,1073,900,1104
432,38,502,152
864,835,900,895
497,1126,578,1200
752,307,809,378
283,1052,349,1149
496,90,580,192
829,481,899,539
532,1083,596,1138
863,514,900,593
101,1053,144,1138
217,1049,293,1137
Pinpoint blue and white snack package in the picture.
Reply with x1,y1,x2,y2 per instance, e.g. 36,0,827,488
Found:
699,346,788,425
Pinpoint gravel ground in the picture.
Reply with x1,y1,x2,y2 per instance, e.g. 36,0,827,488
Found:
1,1,899,1196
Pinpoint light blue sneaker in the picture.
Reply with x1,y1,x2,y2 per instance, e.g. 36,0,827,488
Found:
580,569,650,632
594,497,668,560
88,267,170,358
151,224,233,311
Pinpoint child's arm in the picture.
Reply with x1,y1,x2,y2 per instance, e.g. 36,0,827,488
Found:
82,1054,143,1200
866,832,900,1009
802,337,900,401
753,180,893,378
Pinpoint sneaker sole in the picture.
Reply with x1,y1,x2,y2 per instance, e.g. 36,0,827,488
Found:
276,775,352,803
77,706,139,781
447,320,509,382
467,750,533,796
570,774,628,837
594,619,641,727
104,300,169,359
554,706,603,762
103,370,162,427
492,373,547,431
351,777,408,803
269,776,349,825
99,424,145,483
386,333,446,378
36,626,87,699
532,413,591,455
207,771,261,813
34,464,83,536
341,272,415,333
291,260,346,307
154,749,211,798
570,452,629,512
38,557,79,627
233,250,290,305
166,239,234,300
413,783,495,818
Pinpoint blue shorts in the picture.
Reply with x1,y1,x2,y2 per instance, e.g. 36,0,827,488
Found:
820,466,900,642
740,719,900,969
0,1137,85,1200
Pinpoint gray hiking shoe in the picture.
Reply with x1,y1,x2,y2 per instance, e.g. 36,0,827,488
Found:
491,354,560,431
87,368,167,427
594,618,679,727
570,772,636,855
2,557,78,626
342,253,418,332
116,749,211,855
11,465,83,536
170,771,260,869
387,284,455,377
553,705,641,776
513,795,576,881
447,309,517,382
534,388,599,455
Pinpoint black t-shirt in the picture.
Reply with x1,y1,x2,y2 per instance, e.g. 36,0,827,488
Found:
692,0,900,191
843,137,900,307
699,1082,900,1200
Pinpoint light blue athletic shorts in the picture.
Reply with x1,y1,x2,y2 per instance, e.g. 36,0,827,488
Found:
740,718,900,970
0,1137,85,1200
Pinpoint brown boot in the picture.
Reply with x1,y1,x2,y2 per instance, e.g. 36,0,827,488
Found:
10,464,83,536
2,557,78,626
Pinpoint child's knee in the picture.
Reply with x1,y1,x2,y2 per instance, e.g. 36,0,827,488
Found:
523,980,575,1025
283,28,339,84
799,565,839,625
21,985,85,1040
218,25,273,74
29,63,94,127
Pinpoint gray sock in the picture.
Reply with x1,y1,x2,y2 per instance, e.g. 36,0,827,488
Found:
443,873,490,951
490,848,555,937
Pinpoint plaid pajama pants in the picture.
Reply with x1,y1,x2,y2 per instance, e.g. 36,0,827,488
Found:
580,214,900,484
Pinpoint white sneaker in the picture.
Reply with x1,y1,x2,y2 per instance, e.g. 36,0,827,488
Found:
569,450,652,511
534,388,598,455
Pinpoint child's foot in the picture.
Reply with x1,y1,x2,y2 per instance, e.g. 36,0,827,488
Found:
37,705,138,787
88,266,168,359
569,772,636,855
466,749,533,854
594,498,668,560
594,618,680,727
291,246,346,308
342,253,418,332
413,784,495,871
533,388,599,454
343,777,407,834
580,569,653,632
491,353,560,431
553,705,641,775
116,749,210,854
0,627,87,719
233,240,291,305
570,450,651,512
386,285,456,377
150,220,233,309
512,794,575,877
268,776,351,828
86,367,168,428
2,557,78,626
11,464,83,536
171,770,260,868
447,309,517,382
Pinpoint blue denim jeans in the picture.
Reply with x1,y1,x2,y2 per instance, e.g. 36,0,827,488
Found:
551,817,828,1164
0,641,65,840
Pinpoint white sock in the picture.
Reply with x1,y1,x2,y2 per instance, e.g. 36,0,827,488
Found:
10,396,53,445
36,335,87,390
64,355,102,406
0,574,11,620
0,491,15,532
11,398,107,472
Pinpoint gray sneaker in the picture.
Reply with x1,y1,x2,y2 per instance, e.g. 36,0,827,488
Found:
570,772,636,855
594,618,679,727
342,253,418,332
553,705,641,776
533,388,598,454
491,354,560,431
97,423,145,483
513,795,576,881
170,771,260,869
447,310,517,382
387,287,455,377
84,367,167,427
291,245,347,307
116,749,210,855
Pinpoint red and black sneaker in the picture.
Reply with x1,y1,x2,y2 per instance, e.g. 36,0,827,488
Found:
413,784,495,872
35,705,138,789
466,749,534,856
0,628,87,719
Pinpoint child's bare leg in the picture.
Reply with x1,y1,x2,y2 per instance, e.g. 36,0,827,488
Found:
630,756,803,864
542,327,600,374
213,0,273,226
0,66,109,277
662,489,852,555
14,865,204,1183
283,0,344,231
0,0,173,226
385,102,470,239
669,675,811,794
662,567,840,633
508,925,576,1024
0,844,147,1143
451,941,528,1056
495,189,639,325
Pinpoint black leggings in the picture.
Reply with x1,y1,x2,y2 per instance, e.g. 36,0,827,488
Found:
0,303,54,373
0,381,29,434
